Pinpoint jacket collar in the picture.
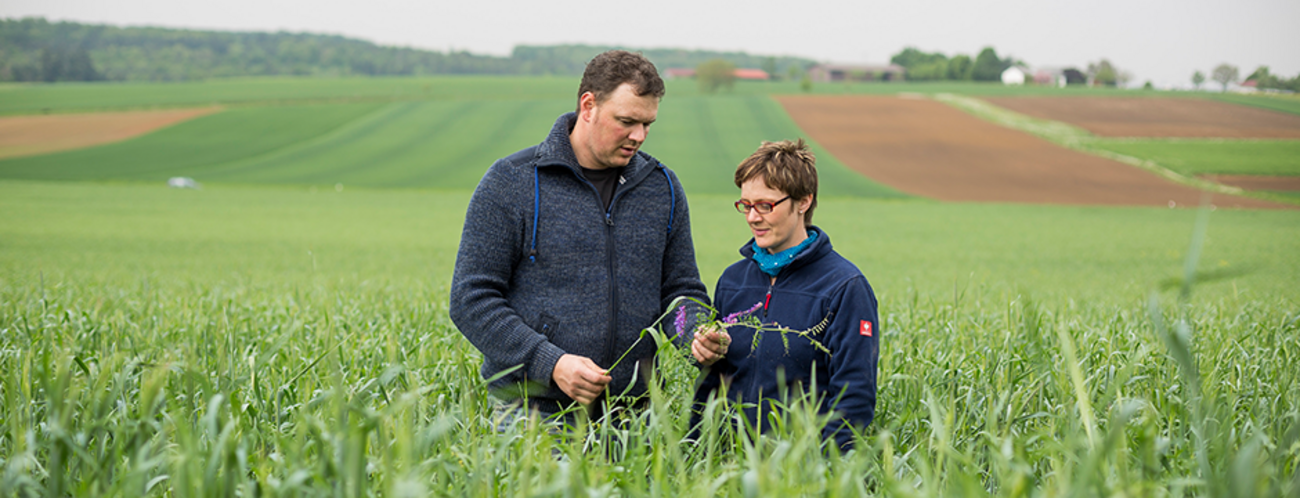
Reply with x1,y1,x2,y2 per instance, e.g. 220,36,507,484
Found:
535,112,659,185
739,225,832,277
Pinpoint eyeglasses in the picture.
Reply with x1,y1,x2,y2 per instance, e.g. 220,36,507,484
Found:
734,196,791,214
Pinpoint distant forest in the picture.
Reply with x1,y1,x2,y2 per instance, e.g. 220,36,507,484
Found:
0,18,816,82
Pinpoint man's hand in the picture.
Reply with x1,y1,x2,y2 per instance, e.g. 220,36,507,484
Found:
553,354,611,405
691,325,731,366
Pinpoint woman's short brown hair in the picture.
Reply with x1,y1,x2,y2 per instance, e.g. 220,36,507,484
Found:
734,139,818,225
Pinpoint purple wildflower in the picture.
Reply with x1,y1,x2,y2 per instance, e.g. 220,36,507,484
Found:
674,305,688,337
723,301,764,324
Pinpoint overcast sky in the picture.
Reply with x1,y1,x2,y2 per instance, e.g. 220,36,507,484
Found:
4,0,1297,88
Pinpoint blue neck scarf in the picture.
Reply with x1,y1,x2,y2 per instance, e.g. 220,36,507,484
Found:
752,230,818,277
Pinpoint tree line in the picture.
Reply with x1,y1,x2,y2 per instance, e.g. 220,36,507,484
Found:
1245,67,1300,92
889,46,1130,86
511,45,812,80
888,46,1018,82
1192,64,1300,93
0,18,816,82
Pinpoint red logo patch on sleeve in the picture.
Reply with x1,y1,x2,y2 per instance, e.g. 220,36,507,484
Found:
859,320,873,337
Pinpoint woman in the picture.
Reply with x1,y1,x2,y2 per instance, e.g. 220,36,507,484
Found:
691,139,879,451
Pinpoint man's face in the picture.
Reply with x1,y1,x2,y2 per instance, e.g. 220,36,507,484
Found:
576,82,659,169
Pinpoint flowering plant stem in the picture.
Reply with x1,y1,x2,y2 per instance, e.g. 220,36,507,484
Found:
606,295,829,374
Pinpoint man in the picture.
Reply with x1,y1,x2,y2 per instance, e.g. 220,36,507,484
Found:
449,50,708,419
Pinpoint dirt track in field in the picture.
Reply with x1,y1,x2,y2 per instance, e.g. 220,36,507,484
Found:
0,107,220,159
1204,175,1300,191
981,97,1300,138
775,95,1287,209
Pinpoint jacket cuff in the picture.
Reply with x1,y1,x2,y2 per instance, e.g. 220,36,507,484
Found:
530,341,566,387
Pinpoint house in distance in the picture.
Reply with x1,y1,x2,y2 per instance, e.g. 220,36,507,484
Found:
808,63,906,82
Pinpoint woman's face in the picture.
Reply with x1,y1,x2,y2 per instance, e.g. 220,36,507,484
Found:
739,176,812,254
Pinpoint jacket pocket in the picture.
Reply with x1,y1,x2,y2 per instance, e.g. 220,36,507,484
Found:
536,312,560,340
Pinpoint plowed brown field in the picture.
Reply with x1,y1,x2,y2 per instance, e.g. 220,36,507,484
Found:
775,95,1286,209
0,107,219,159
981,97,1300,138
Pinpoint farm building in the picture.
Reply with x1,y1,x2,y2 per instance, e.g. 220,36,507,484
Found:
1002,66,1072,87
662,68,769,80
1228,81,1261,94
1028,67,1069,87
808,64,905,83
663,68,695,80
1062,68,1087,85
1001,66,1026,85
167,177,200,189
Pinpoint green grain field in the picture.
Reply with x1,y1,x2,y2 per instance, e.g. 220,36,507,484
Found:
0,83,900,196
1077,94,1300,181
0,77,1164,115
1204,92,1300,117
2,76,1299,497
1088,139,1300,177
0,76,582,115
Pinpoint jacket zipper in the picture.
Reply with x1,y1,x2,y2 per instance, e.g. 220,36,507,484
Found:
603,207,619,367
578,173,627,369
763,278,775,319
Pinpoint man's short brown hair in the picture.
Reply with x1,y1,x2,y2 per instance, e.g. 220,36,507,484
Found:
734,139,818,225
576,50,665,111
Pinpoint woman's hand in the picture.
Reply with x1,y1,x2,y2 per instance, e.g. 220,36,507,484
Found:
691,324,731,366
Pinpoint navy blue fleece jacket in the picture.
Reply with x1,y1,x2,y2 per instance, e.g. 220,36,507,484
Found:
449,113,709,411
695,227,879,450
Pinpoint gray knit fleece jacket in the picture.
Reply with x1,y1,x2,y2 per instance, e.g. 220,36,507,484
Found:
449,113,709,410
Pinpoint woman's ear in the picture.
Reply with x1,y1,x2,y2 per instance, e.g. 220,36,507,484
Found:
797,196,812,214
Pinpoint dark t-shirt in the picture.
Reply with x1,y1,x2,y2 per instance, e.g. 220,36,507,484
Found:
582,166,624,211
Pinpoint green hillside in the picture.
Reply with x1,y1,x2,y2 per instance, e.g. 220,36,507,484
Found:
4,75,1295,199
0,103,381,181
10,76,1289,116
192,99,570,189
0,75,581,115
0,90,901,197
